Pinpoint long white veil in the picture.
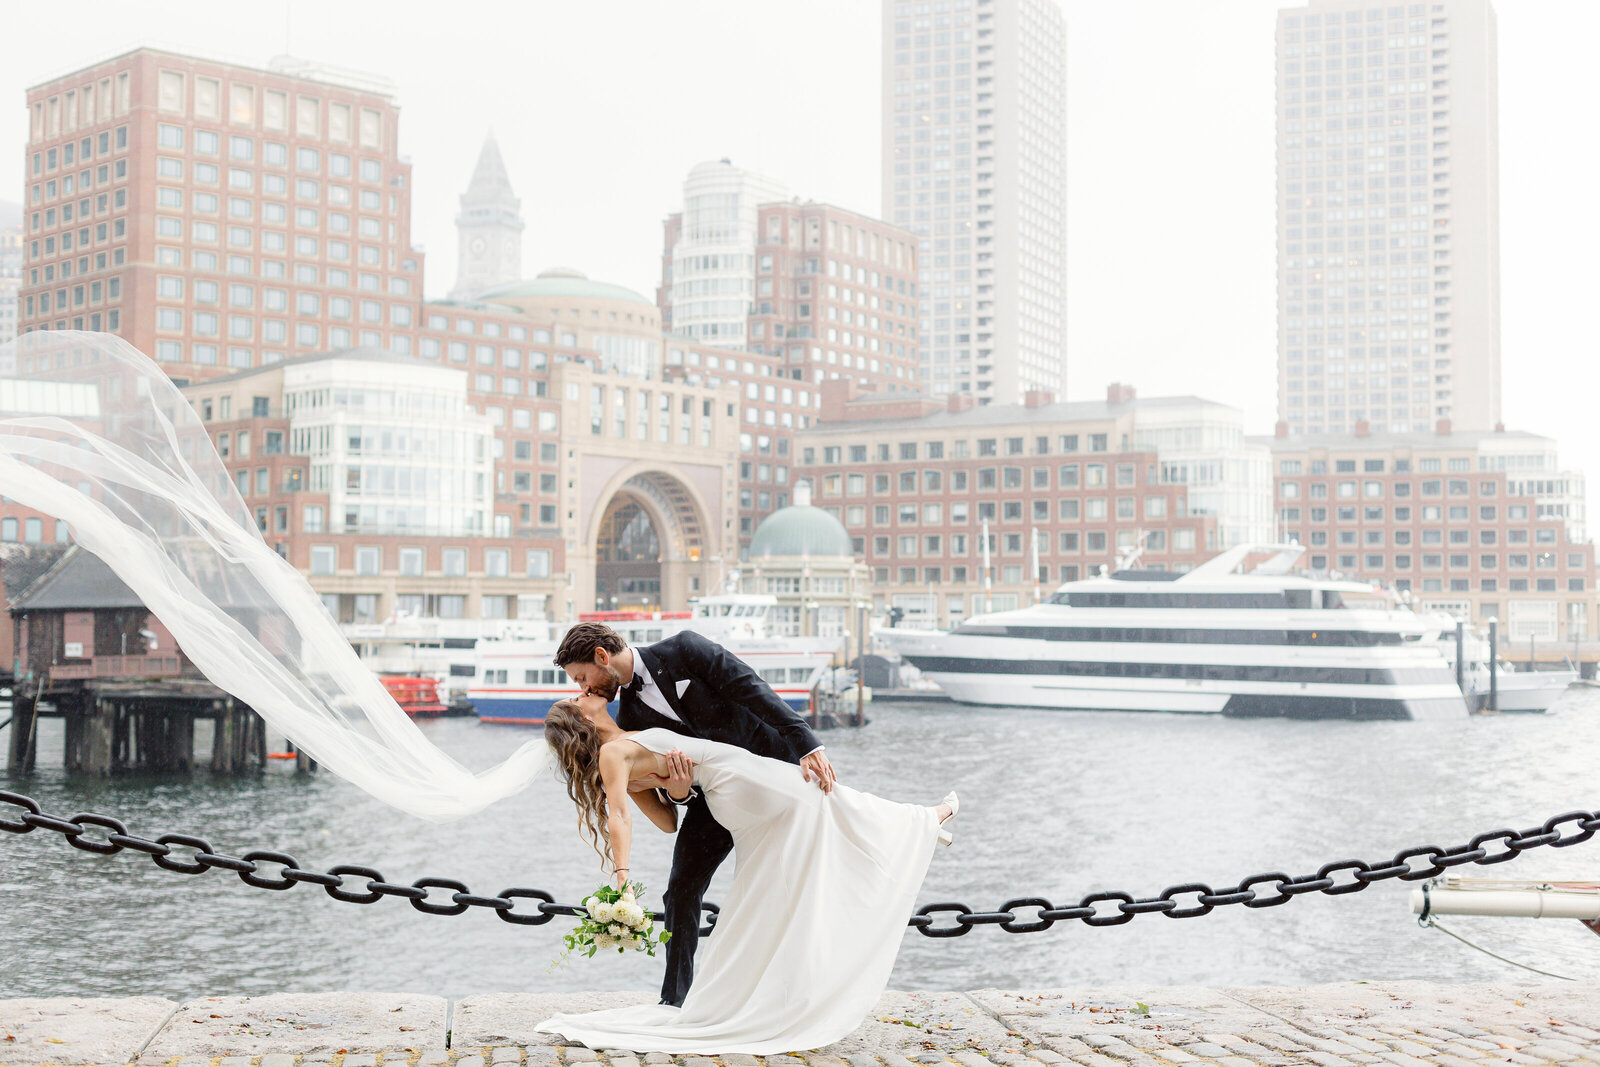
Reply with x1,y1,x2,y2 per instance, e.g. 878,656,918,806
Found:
0,331,550,820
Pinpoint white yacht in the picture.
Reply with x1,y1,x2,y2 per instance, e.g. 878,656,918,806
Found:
878,543,1468,720
468,593,841,724
1421,614,1577,713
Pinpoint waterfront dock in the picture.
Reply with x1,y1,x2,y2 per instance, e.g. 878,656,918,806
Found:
3,982,1597,1067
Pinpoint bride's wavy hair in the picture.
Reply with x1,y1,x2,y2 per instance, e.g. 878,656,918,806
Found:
544,700,609,862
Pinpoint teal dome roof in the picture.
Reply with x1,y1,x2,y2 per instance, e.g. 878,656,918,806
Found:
477,267,652,306
749,485,852,559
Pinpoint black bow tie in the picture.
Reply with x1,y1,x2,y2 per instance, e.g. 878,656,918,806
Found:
623,672,644,696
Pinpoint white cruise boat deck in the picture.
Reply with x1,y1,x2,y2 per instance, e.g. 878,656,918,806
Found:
879,543,1468,720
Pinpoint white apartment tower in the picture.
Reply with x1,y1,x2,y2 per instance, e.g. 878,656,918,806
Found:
449,134,524,301
1275,0,1500,436
881,0,1067,404
667,160,788,347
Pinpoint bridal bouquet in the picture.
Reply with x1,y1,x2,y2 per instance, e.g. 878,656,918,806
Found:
552,881,671,967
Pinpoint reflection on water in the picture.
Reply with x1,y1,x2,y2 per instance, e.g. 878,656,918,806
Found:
3,691,1599,998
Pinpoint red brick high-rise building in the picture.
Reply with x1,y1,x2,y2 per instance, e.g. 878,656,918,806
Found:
18,50,418,383
659,190,923,550
658,164,919,398
742,199,919,394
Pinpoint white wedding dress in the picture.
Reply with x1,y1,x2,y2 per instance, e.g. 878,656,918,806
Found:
537,728,940,1054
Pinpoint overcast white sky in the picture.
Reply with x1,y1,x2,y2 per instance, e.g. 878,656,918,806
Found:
4,1,1597,478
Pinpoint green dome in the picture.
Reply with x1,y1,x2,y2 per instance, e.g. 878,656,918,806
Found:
749,485,852,559
477,267,652,306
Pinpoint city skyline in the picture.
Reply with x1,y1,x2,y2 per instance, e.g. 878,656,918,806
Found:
1,0,1596,473
4,31,1595,635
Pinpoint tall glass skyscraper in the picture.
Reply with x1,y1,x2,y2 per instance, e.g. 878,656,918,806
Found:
881,0,1067,404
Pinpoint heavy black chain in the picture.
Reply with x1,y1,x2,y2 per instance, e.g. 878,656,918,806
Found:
3,790,1596,937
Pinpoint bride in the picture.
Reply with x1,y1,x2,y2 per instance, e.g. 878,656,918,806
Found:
535,695,958,1054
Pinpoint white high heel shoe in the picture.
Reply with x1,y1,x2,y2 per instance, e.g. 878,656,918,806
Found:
936,791,960,847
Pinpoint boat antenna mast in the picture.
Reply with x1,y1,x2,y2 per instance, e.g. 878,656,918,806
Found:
1114,529,1150,573
982,517,994,614
1031,526,1042,604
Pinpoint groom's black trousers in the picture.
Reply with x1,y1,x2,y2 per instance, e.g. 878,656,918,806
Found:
660,791,733,1006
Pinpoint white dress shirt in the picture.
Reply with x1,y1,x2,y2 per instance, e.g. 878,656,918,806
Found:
629,650,684,723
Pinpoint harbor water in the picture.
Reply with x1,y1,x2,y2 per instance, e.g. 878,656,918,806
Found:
4,692,1600,998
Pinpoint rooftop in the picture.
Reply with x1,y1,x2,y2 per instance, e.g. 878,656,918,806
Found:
28,47,397,98
458,133,522,214
1253,427,1557,452
180,347,448,387
8,545,146,611
0,543,72,605
804,394,1228,436
754,197,919,235
748,483,853,560
476,268,652,307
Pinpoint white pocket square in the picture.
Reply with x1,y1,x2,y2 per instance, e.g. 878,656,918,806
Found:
675,678,692,697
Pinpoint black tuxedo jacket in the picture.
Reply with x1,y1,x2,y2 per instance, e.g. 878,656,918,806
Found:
614,630,821,765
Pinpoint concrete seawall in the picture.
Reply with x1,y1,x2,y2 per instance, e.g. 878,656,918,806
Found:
3,983,1598,1067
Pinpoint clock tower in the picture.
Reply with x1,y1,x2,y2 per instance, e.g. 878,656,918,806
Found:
449,133,525,301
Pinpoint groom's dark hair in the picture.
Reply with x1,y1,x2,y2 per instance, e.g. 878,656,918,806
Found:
553,621,626,668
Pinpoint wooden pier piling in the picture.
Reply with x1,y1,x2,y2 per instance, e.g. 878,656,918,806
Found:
12,682,268,777
5,684,38,774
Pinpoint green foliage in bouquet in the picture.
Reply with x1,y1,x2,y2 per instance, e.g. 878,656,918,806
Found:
550,881,672,969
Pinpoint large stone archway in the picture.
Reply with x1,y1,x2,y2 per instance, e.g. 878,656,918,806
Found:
572,463,730,615
593,472,713,612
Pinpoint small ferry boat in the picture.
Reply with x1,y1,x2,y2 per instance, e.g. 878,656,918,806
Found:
877,543,1467,720
379,675,450,717
347,616,547,707
1422,615,1578,713
467,593,841,725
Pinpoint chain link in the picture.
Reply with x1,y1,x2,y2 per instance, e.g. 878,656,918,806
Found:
2,790,1596,937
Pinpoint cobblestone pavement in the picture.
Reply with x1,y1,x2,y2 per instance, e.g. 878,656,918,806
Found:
3,983,1599,1067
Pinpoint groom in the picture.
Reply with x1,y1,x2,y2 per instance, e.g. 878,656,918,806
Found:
555,621,837,1005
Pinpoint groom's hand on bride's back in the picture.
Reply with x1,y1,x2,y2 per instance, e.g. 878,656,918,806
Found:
664,749,696,801
800,749,838,794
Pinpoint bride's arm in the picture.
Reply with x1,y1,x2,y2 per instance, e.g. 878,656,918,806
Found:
598,745,634,889
628,785,678,834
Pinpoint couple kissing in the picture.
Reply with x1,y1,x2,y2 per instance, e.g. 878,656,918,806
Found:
534,622,959,1054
